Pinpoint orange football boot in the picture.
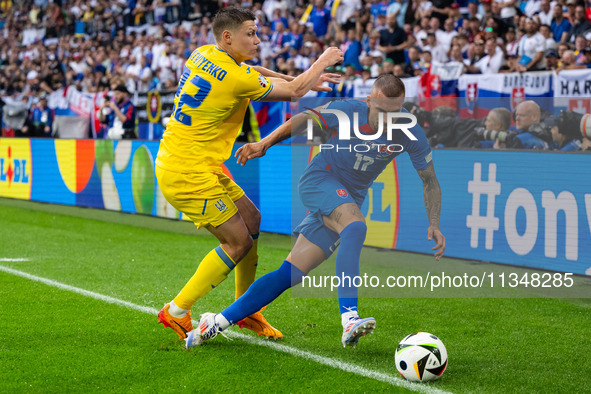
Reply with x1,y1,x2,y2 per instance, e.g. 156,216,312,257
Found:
158,304,193,339
236,308,283,339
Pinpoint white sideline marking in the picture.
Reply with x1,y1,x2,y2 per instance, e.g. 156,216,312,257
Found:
0,265,449,394
0,258,30,262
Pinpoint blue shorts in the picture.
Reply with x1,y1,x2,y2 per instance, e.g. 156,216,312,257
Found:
293,168,361,258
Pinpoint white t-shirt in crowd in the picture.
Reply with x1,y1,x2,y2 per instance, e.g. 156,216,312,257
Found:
497,0,517,19
437,29,458,51
518,32,546,69
474,49,505,73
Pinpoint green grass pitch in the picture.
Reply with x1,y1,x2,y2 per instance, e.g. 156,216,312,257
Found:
1,197,590,393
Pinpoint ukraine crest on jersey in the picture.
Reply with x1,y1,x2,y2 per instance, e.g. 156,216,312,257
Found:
156,45,273,173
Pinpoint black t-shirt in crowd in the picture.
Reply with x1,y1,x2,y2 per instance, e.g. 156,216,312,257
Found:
379,26,407,65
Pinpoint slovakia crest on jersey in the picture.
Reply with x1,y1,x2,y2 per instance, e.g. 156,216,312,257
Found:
465,82,478,114
336,189,348,198
510,87,525,110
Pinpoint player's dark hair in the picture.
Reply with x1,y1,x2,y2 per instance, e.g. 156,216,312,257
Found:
373,74,405,98
212,7,256,40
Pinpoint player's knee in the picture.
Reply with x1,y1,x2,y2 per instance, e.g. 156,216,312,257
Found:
224,233,253,262
237,234,254,260
250,208,261,232
342,221,367,240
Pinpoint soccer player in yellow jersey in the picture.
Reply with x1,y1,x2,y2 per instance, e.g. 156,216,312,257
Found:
155,6,344,341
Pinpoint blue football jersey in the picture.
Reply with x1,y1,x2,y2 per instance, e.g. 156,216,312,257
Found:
306,99,432,201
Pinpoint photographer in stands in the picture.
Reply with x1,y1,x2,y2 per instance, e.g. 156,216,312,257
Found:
405,103,512,149
97,85,136,140
551,109,591,151
508,100,553,149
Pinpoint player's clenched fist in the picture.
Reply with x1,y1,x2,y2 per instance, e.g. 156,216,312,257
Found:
317,47,344,67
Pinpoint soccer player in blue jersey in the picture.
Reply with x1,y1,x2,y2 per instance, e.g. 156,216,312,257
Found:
186,74,446,348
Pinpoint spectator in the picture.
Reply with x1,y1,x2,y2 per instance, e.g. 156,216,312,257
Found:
499,53,519,72
495,0,517,28
270,8,288,32
581,47,591,68
97,84,135,139
537,0,553,26
465,2,482,23
505,27,519,56
517,17,546,72
414,16,431,47
370,0,390,20
465,35,487,72
414,0,434,22
523,0,541,18
386,0,407,28
341,27,363,71
423,32,448,63
540,24,557,50
382,57,396,74
545,49,559,70
466,16,482,43
294,45,311,71
566,5,591,44
392,63,410,78
558,49,580,71
430,0,454,26
270,20,291,61
377,13,409,65
551,3,571,43
574,35,588,64
334,0,361,29
352,66,375,96
565,0,577,25
557,42,570,61
472,37,505,73
406,46,424,75
418,49,432,72
309,0,333,41
448,43,469,67
438,18,458,52
22,92,53,137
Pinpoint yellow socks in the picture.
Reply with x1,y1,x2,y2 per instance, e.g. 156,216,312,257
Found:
234,234,259,299
173,246,236,310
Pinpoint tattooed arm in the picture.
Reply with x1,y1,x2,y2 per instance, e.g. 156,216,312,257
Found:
417,161,446,261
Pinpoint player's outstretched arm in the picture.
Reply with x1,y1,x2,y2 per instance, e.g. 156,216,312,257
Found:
417,161,446,261
235,111,313,165
261,47,344,101
252,65,295,81
253,65,340,92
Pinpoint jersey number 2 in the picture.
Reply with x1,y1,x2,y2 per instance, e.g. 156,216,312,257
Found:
173,73,211,126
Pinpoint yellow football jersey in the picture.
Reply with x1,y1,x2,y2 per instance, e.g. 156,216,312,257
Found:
156,45,273,173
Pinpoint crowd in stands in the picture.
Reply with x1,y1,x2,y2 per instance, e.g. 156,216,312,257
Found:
1,0,591,149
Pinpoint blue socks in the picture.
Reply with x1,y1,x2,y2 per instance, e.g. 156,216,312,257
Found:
221,260,306,325
220,221,366,325
336,221,367,314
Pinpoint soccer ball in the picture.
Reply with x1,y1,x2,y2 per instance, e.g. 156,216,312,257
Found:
395,332,448,382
